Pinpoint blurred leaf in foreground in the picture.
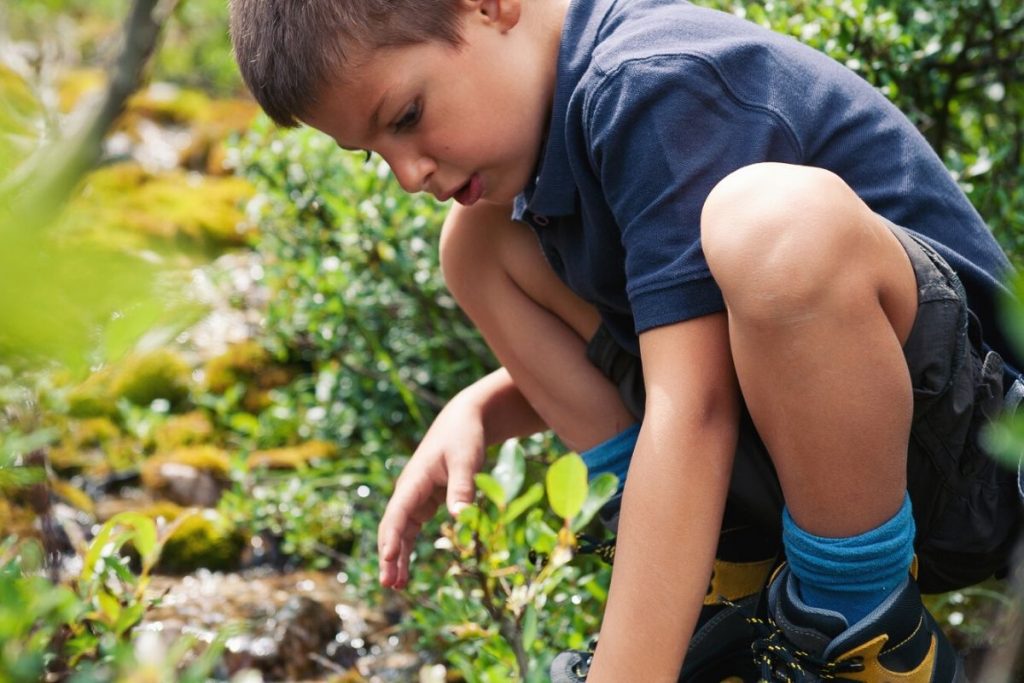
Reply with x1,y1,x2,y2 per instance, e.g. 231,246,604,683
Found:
0,0,197,375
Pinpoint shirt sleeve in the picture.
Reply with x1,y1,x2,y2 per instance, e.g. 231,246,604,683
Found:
585,53,803,334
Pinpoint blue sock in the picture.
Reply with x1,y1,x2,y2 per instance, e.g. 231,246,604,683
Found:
579,423,640,495
782,493,915,626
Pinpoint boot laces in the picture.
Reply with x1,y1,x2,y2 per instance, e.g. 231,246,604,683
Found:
572,651,593,678
747,614,864,682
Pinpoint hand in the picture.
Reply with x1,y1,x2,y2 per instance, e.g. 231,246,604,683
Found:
377,393,486,588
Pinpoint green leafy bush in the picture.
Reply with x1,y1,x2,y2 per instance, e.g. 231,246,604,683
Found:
404,443,617,682
234,118,494,458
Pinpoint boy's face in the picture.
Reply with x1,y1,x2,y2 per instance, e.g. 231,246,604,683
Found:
303,0,559,208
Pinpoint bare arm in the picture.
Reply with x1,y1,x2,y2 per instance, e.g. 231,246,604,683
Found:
588,312,740,681
378,366,546,588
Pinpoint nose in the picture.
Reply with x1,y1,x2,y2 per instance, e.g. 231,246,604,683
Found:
388,150,436,195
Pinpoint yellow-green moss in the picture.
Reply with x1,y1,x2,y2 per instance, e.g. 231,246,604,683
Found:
52,480,95,515
72,417,121,448
141,445,231,493
204,340,271,393
109,349,191,408
66,367,118,418
138,501,247,574
119,85,259,177
247,440,339,470
203,341,296,412
62,162,255,251
51,435,144,478
67,349,192,417
152,411,214,452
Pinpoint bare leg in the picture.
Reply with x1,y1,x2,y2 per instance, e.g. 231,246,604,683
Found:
441,201,636,452
701,163,919,536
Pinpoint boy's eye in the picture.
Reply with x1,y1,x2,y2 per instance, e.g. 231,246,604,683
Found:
392,100,421,133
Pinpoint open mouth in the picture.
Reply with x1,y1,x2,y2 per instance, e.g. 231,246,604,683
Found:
453,173,483,206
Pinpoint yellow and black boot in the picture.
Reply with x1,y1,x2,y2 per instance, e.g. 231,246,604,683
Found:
750,564,966,682
552,516,779,683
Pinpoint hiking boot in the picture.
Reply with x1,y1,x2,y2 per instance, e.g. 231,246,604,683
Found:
549,591,764,683
751,564,967,682
550,523,778,683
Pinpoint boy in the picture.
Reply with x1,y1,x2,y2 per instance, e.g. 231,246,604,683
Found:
230,0,1023,679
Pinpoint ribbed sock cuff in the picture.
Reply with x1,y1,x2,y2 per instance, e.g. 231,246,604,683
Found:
579,423,640,494
783,493,915,625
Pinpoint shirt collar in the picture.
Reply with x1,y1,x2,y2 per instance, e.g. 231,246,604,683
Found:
514,0,616,220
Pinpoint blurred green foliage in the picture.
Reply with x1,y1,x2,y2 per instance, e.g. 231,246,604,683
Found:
5,0,241,95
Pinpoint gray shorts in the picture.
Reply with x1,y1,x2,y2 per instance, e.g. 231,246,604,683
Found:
585,220,1022,593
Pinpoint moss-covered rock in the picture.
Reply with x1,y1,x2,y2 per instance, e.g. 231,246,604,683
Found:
67,349,192,417
152,411,214,452
141,445,231,507
62,162,255,252
110,349,192,408
122,84,260,175
72,417,121,448
247,440,339,471
49,434,144,478
139,501,247,574
204,341,297,412
204,340,271,393
66,367,118,418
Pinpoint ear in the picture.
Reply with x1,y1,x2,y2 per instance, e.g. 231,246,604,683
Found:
460,0,522,32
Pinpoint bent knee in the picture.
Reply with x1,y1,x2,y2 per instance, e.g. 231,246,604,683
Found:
439,203,511,307
701,163,875,318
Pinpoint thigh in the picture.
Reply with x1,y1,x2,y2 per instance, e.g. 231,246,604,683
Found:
441,204,634,451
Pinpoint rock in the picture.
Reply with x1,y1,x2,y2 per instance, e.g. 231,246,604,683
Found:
141,571,382,680
139,502,246,574
152,411,215,451
141,445,231,507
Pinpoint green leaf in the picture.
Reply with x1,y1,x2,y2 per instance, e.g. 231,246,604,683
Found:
504,483,544,525
81,518,120,584
522,604,538,652
114,512,159,568
474,472,507,508
525,508,558,555
229,412,260,436
571,473,619,532
492,439,526,503
546,453,588,520
96,589,121,624
113,602,146,636
981,413,1024,469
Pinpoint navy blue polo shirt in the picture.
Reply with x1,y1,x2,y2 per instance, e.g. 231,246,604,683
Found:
512,0,1014,362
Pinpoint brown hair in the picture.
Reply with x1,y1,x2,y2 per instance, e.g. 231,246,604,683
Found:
230,0,464,128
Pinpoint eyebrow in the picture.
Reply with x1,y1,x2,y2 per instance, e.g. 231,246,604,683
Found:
370,90,388,136
334,88,391,152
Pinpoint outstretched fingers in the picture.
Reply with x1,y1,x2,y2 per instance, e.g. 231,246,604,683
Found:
378,481,444,587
